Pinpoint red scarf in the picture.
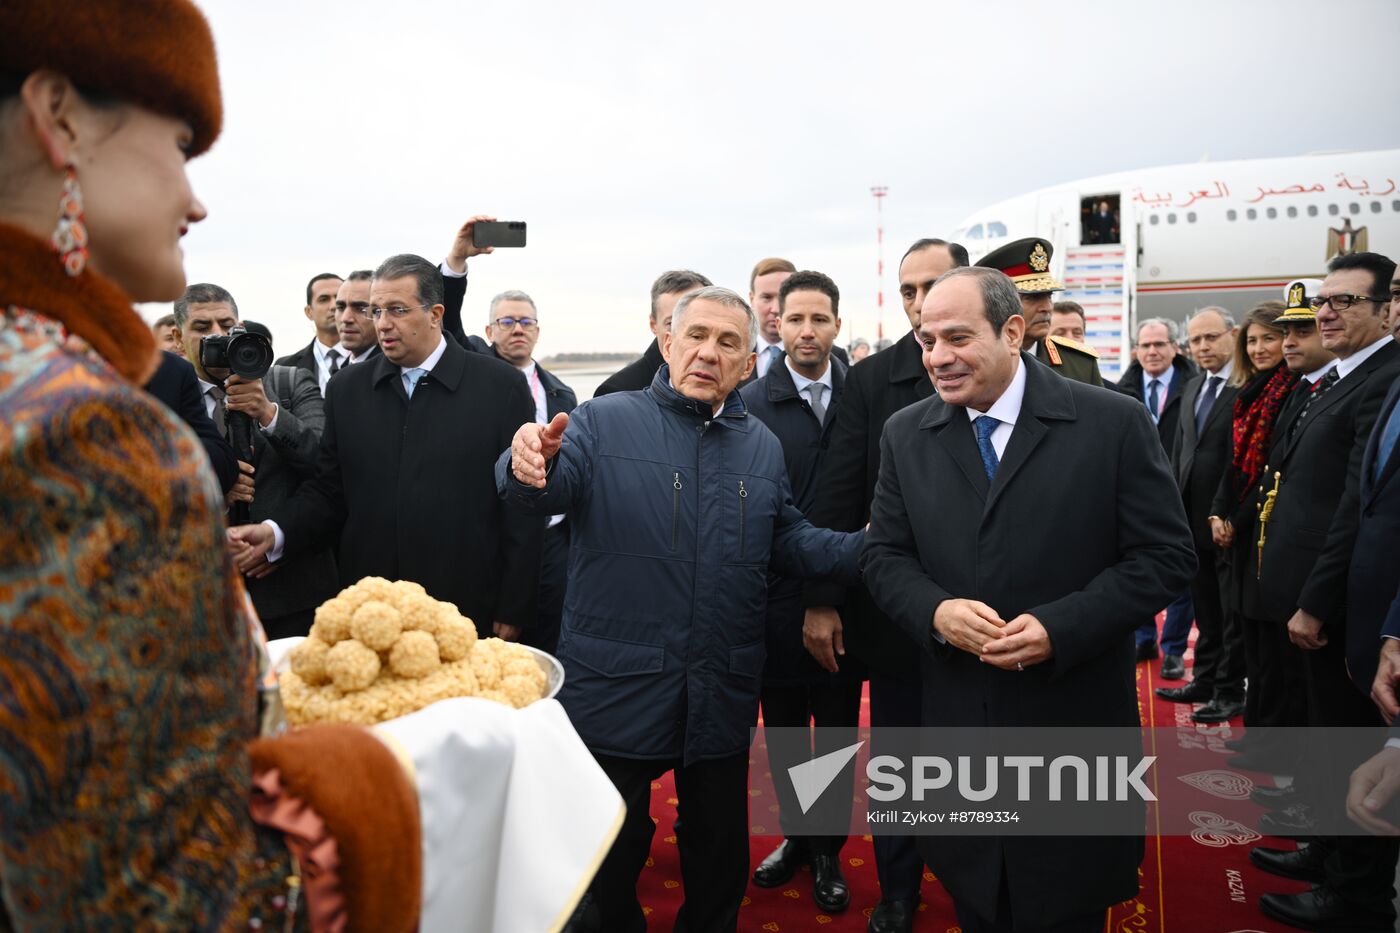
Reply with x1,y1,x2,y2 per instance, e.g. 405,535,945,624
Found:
1228,364,1298,505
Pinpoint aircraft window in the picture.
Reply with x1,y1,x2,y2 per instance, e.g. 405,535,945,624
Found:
1307,205,1319,217
1167,213,1178,224
1246,208,1258,220
1394,200,1400,212
1328,203,1339,216
1287,206,1298,218
1349,202,1361,215
1372,201,1383,214
1227,209,1238,221
1266,207,1278,219
1149,214,1160,225
987,221,1007,237
1186,211,1197,223
968,224,984,239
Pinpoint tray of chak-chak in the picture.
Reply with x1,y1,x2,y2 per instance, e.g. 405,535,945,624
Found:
273,576,564,726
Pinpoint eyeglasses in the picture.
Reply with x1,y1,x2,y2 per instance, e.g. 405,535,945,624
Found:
1187,331,1228,346
1309,294,1386,311
492,316,538,329
337,301,373,319
369,304,430,320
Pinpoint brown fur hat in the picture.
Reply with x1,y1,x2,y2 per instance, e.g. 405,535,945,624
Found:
249,725,422,933
0,1,222,155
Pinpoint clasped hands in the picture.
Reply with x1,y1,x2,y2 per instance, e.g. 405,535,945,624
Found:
511,412,569,488
933,598,1053,670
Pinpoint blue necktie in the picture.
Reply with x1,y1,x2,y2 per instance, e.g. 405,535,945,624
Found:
1376,398,1400,482
767,345,782,372
1195,375,1221,436
1146,379,1161,423
974,415,1000,482
402,367,426,397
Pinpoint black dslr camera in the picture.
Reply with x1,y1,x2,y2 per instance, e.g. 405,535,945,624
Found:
199,325,274,379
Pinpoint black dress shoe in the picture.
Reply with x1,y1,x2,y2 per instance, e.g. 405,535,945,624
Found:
810,854,850,913
1135,642,1159,662
1159,654,1185,679
1249,844,1327,883
1251,783,1297,805
867,896,920,933
1192,697,1246,723
752,838,807,888
1259,886,1395,932
1155,680,1213,703
1259,805,1316,837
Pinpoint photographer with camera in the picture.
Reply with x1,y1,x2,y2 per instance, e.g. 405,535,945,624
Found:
175,283,339,638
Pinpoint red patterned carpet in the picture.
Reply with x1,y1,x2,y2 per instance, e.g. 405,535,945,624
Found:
634,618,1313,931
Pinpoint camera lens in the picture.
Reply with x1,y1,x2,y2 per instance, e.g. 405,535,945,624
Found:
228,333,274,379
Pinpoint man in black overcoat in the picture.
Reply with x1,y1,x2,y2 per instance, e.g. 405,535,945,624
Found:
230,253,544,640
863,266,1195,932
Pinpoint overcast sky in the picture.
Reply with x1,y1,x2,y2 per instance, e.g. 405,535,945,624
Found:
156,0,1400,358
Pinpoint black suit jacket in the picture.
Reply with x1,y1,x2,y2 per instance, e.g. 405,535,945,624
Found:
594,339,665,397
275,339,319,378
802,329,932,680
485,346,579,422
274,337,544,634
1350,373,1400,690
862,353,1195,923
241,365,339,628
1171,368,1241,550
1251,341,1400,625
1117,355,1198,451
142,351,240,494
741,356,854,684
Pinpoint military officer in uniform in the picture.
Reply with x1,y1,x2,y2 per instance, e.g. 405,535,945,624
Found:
977,237,1105,386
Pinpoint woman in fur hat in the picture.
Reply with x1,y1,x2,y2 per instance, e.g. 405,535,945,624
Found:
0,4,418,930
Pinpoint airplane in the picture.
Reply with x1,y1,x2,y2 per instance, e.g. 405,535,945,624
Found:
951,149,1400,380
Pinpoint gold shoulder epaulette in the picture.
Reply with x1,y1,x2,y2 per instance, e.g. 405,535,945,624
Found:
1044,339,1063,365
1047,335,1100,358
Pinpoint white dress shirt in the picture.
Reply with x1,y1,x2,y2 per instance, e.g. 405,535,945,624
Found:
1336,334,1394,381
784,357,833,419
964,356,1027,460
1141,364,1176,421
312,339,342,395
755,341,784,378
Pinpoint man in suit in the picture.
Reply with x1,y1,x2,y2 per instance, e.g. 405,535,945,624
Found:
150,312,185,357
142,349,239,494
740,270,858,915
229,254,544,641
485,288,577,654
594,270,712,397
330,270,381,370
802,236,967,933
863,266,1195,933
1243,252,1400,932
1118,317,1199,661
174,284,339,638
1155,307,1246,719
274,272,344,395
977,238,1104,387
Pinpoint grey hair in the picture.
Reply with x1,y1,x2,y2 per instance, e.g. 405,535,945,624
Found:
1135,316,1179,343
670,286,759,349
1186,305,1237,329
928,266,1023,333
373,254,443,308
173,283,238,328
345,269,373,283
487,289,538,322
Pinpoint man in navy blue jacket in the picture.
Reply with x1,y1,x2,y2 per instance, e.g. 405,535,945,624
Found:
499,286,863,933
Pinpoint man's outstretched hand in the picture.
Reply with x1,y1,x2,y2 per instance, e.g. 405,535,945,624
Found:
445,215,497,273
511,412,569,488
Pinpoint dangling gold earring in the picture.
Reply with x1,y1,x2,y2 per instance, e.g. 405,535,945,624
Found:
51,165,89,277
